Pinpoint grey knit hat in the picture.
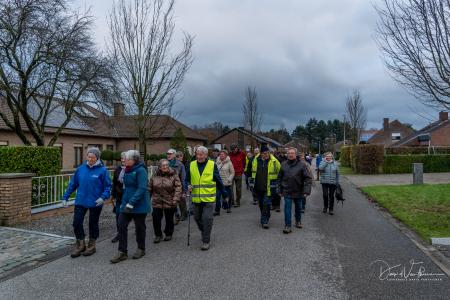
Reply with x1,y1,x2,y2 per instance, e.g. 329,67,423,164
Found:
86,147,101,160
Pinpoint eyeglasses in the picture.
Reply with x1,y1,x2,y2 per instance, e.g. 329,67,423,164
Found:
167,152,174,155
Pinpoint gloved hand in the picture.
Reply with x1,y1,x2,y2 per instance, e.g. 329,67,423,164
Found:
124,203,134,213
95,198,104,207
61,200,68,207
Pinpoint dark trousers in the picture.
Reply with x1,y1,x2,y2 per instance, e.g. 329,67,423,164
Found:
73,205,103,240
255,191,271,225
152,208,176,237
272,193,281,209
322,183,336,211
215,186,232,212
175,195,188,218
193,202,215,243
230,175,243,206
118,213,147,253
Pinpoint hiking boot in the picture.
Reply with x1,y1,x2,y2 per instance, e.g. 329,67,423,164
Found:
111,235,119,243
253,201,258,205
82,238,96,256
70,239,86,258
226,208,231,213
174,217,180,226
110,252,128,264
262,224,269,229
275,207,281,212
295,222,303,229
213,211,220,216
301,209,305,213
329,210,334,215
132,249,145,259
283,226,292,234
153,236,162,244
163,235,172,241
201,243,210,251
322,208,328,213
233,204,239,208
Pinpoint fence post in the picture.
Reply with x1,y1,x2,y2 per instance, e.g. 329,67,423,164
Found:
0,173,34,225
412,163,423,185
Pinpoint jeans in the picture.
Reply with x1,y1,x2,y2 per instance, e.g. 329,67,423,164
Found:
322,183,336,211
215,186,231,212
272,193,281,209
284,197,302,227
193,202,215,243
301,196,306,211
230,176,243,206
255,191,271,225
118,213,147,253
72,205,103,240
152,208,176,237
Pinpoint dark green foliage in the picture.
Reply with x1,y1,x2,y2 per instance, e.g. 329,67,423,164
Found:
0,146,61,176
383,155,450,174
385,147,450,155
357,145,384,174
340,146,351,167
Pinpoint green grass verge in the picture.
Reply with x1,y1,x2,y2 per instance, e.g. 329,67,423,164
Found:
362,184,450,242
339,166,355,175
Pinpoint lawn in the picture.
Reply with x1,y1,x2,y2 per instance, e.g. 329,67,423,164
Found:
339,166,355,175
362,184,450,242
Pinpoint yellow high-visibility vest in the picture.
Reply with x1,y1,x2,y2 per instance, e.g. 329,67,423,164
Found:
190,160,216,203
250,154,280,196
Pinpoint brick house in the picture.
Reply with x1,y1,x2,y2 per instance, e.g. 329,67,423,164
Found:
367,118,415,147
392,111,450,147
211,127,283,152
0,102,206,170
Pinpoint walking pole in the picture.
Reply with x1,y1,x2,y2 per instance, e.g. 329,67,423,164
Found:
187,191,191,246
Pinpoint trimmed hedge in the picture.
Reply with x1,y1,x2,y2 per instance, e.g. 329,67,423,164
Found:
101,150,122,161
340,144,384,174
340,146,351,167
0,146,61,176
385,147,450,155
383,155,450,174
146,154,167,161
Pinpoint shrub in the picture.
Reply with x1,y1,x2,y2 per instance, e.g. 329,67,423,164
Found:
340,146,351,167
386,147,450,155
0,146,61,176
358,145,384,174
383,155,450,174
101,150,114,161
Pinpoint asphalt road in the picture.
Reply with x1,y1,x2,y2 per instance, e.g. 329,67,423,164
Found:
0,179,449,299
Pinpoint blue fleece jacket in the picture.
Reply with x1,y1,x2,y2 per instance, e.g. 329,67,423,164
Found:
119,161,151,214
63,161,111,207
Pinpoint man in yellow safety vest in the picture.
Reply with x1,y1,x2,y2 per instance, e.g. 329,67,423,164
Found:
248,144,281,229
187,146,227,250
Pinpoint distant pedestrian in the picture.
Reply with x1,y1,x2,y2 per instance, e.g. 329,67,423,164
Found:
62,147,111,258
167,148,187,224
249,144,281,229
111,152,126,243
278,148,312,233
214,150,234,215
319,152,339,215
229,144,247,208
186,146,227,250
245,151,252,190
149,159,182,243
211,148,220,160
110,150,150,263
299,152,314,213
315,153,322,181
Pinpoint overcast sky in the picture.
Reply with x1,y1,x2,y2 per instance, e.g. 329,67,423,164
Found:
74,0,440,132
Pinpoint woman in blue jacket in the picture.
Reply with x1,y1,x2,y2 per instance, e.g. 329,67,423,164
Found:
111,150,151,263
62,147,112,258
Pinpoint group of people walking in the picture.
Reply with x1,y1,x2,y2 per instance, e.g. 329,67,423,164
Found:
62,143,340,263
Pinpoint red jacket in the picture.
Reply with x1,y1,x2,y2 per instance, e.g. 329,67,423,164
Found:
229,150,247,176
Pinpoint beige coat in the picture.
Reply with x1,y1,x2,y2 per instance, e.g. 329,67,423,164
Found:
216,156,235,186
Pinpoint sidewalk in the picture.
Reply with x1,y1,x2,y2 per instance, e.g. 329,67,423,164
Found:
344,172,450,187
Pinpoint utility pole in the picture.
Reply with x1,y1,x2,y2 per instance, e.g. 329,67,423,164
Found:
343,114,346,146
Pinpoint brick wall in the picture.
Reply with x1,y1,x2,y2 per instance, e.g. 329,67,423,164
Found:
431,124,450,146
0,173,33,226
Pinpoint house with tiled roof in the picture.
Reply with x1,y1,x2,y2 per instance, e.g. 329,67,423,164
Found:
211,127,283,151
0,101,206,169
367,118,415,147
391,111,450,147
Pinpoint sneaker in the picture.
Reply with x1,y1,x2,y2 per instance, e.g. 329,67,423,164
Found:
163,235,172,241
329,210,334,215
153,236,162,244
226,209,231,213
262,224,269,229
283,226,292,234
233,204,239,208
322,208,328,213
213,211,220,216
275,207,281,212
295,222,303,228
132,249,145,259
111,235,119,243
201,243,210,251
110,251,128,264
253,201,258,205
300,209,305,213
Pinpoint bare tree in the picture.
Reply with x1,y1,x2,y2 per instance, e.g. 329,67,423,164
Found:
0,0,107,146
243,86,263,150
107,0,193,158
345,90,367,144
375,0,450,109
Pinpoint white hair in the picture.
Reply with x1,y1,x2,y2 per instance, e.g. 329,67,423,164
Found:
196,146,208,155
125,150,140,161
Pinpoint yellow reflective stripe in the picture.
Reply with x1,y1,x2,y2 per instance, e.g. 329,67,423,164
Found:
192,184,215,188
191,194,216,198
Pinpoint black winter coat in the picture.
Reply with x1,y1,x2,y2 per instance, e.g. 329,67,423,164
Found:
278,159,312,198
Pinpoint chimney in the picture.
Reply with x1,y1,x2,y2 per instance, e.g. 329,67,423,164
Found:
439,111,448,122
113,103,125,116
383,118,389,130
